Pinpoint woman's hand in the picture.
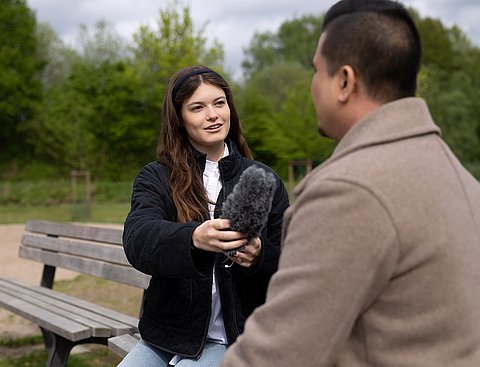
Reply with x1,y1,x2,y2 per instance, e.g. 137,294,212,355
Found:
230,237,262,268
192,218,247,253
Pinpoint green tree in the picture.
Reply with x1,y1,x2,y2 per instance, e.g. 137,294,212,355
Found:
240,63,334,176
0,0,43,165
242,15,323,78
25,22,81,176
239,15,334,175
35,23,78,88
240,10,480,179
415,15,480,178
33,21,144,178
130,1,224,112
31,1,225,180
110,0,225,176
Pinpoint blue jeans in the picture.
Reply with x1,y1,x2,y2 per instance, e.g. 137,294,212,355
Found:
117,339,227,367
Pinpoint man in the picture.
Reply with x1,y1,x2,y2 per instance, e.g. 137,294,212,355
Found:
220,1,480,366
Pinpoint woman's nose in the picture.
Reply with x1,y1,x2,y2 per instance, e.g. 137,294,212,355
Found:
206,107,218,121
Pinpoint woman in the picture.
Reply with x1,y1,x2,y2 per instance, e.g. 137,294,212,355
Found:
119,65,289,366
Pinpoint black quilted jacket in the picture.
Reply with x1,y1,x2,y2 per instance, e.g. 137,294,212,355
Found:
123,140,290,358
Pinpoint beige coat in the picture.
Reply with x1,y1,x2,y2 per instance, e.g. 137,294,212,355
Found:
220,98,480,366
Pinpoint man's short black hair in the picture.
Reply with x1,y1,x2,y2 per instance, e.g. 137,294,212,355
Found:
321,0,422,102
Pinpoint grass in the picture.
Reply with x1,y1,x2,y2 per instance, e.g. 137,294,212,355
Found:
0,347,122,367
53,275,143,317
0,335,43,348
0,180,133,207
0,275,142,366
0,202,130,224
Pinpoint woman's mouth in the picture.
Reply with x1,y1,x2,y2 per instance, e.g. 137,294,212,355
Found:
205,124,222,131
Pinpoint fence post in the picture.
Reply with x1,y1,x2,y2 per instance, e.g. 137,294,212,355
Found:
288,159,313,193
70,170,91,221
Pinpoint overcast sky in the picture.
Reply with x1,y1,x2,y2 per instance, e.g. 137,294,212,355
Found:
26,0,480,80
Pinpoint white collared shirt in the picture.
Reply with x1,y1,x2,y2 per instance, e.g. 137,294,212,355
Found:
203,143,229,344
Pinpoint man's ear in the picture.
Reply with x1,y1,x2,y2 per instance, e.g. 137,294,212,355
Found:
337,65,356,102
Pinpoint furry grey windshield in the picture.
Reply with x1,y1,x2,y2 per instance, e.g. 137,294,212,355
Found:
221,165,277,239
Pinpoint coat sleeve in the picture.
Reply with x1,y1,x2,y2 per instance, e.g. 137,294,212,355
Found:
220,178,399,367
123,163,206,279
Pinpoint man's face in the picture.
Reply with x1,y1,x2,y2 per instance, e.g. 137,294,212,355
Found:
311,33,338,139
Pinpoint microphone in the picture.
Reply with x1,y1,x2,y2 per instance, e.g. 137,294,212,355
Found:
221,165,277,257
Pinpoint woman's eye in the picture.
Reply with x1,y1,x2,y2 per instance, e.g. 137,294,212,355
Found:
191,105,202,111
215,100,226,107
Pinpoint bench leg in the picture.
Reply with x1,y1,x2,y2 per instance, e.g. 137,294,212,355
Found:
40,327,54,350
44,333,109,367
46,334,75,367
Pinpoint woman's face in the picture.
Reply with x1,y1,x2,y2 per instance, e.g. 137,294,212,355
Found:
181,82,230,160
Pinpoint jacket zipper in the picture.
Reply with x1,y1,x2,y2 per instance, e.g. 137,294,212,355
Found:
218,162,241,340
194,265,213,359
225,269,241,338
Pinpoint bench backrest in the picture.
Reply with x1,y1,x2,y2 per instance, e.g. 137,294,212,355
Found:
20,220,150,289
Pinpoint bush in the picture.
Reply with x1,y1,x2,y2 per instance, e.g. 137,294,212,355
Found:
92,181,133,202
0,180,70,206
0,180,133,206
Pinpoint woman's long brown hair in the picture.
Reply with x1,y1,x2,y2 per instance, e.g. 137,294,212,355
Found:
157,65,252,223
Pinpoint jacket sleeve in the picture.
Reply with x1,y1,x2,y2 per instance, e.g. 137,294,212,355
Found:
123,163,205,278
220,178,399,367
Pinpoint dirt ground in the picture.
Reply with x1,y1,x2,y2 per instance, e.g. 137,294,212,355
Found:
0,223,121,341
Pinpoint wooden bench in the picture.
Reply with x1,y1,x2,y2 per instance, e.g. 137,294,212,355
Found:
0,220,150,366
108,333,141,358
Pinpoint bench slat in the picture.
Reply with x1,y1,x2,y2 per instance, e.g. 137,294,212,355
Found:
0,279,134,336
25,220,123,244
19,246,150,289
0,287,91,341
0,281,110,337
108,334,140,358
22,234,129,266
4,278,139,331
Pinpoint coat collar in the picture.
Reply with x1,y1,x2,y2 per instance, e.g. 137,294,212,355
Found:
193,139,243,181
333,97,440,159
294,97,441,195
